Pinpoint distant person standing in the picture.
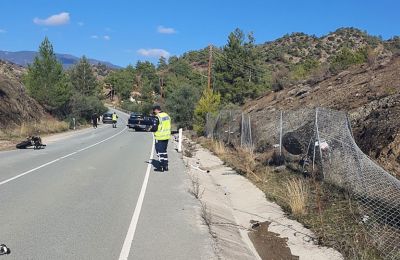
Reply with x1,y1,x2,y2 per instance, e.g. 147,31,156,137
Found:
92,113,98,128
112,112,118,128
153,105,171,172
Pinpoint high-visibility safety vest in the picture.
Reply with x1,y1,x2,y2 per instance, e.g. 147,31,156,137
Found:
112,114,118,121
154,112,171,140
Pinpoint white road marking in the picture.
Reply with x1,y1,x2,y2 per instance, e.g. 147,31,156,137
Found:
0,126,127,186
119,135,155,260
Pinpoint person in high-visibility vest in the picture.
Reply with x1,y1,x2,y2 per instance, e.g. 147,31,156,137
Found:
112,112,118,128
153,105,171,172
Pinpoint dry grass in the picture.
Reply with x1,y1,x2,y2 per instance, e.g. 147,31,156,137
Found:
285,178,310,216
0,118,69,140
211,140,226,156
188,173,204,200
237,147,256,172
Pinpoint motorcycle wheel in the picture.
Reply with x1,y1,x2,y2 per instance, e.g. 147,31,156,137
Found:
16,140,31,149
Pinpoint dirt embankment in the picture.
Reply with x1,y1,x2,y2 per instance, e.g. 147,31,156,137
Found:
243,55,400,177
0,60,45,129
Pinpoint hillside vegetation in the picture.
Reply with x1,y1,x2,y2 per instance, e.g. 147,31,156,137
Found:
98,28,400,178
0,38,110,143
0,60,45,128
1,27,399,164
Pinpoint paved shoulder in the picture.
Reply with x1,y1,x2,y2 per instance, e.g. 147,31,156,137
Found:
129,140,215,260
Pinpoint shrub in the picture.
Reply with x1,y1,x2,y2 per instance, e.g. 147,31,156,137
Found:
69,94,107,121
120,101,153,115
165,85,200,129
193,88,221,135
285,178,309,216
329,48,367,73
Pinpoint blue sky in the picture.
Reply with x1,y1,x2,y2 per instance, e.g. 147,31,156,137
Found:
0,0,399,66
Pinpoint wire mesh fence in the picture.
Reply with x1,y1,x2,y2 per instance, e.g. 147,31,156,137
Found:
206,107,400,259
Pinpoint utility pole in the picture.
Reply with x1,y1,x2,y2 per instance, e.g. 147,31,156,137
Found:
207,45,213,90
159,76,164,98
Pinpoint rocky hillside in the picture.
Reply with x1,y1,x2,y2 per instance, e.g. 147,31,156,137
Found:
176,27,400,178
0,60,45,128
258,27,393,65
243,54,400,178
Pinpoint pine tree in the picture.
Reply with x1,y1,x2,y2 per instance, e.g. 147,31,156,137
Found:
214,28,265,104
70,56,99,96
157,56,168,71
193,88,221,135
24,37,71,117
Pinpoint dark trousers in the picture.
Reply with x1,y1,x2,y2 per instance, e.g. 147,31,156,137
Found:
155,140,168,168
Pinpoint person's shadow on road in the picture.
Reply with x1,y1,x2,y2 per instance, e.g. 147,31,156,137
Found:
147,159,163,172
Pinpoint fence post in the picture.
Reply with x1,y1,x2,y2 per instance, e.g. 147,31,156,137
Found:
228,110,232,144
249,114,253,149
279,111,283,156
178,128,183,153
315,108,325,179
240,113,244,147
312,122,317,171
73,118,76,130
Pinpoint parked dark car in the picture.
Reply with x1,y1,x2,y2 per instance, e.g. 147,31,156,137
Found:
102,112,113,124
127,113,158,131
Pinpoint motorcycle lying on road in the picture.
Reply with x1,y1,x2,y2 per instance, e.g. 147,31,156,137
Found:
0,244,10,255
16,136,46,150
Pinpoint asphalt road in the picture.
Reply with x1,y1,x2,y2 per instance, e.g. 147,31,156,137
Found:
0,110,213,259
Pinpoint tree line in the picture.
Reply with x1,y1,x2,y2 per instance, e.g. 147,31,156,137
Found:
25,28,394,132
24,37,107,124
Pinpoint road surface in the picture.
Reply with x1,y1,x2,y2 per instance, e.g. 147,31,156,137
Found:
0,110,213,259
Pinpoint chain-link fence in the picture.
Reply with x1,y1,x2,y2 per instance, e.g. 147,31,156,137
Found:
206,108,400,259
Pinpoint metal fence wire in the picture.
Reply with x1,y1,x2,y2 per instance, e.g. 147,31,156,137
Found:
206,108,400,259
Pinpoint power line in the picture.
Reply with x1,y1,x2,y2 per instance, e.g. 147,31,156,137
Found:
212,49,265,75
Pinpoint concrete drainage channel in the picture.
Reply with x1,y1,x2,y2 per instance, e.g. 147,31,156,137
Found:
181,137,344,260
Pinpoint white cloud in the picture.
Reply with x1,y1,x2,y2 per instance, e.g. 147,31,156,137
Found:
33,12,70,26
77,22,84,26
103,35,111,40
0,29,6,33
137,48,170,58
157,25,177,34
91,35,99,39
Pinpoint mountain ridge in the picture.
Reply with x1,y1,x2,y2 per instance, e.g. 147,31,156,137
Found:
0,50,121,69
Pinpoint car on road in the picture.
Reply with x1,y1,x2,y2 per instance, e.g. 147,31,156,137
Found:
102,112,113,124
127,112,158,131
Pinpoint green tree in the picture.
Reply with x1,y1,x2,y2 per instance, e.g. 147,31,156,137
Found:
214,28,267,104
193,88,221,135
105,65,135,100
24,37,71,117
69,93,107,122
136,61,159,96
157,56,168,71
69,56,99,96
166,85,200,129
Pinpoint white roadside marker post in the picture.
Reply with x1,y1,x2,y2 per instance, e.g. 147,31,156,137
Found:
178,128,183,153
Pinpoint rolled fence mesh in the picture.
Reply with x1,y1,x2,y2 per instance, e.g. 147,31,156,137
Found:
206,108,400,259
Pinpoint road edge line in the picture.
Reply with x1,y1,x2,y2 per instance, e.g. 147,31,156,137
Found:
118,135,155,260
